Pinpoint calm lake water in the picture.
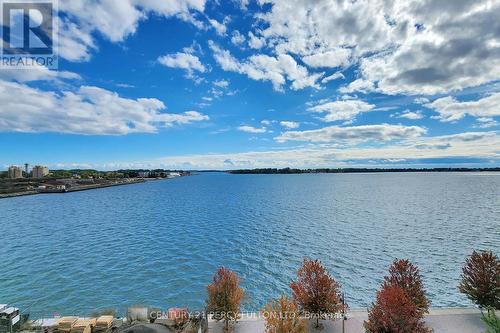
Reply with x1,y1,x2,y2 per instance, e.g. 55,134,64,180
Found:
0,172,499,317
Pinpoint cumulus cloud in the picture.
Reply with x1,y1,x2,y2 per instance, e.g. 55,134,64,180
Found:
394,110,424,120
213,79,230,88
302,49,351,68
0,65,80,82
338,79,375,94
275,124,426,143
231,30,245,45
322,72,345,84
248,32,265,49
88,131,499,170
0,80,209,135
307,99,375,122
57,18,97,62
209,41,323,91
158,52,206,77
57,0,207,61
357,1,500,95
425,92,500,122
280,121,300,129
209,17,229,36
238,125,267,133
252,0,500,95
474,117,499,129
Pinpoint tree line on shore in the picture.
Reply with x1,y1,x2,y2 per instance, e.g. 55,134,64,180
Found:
205,250,500,333
228,167,500,175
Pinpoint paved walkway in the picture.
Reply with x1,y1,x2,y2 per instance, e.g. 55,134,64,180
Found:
207,308,488,333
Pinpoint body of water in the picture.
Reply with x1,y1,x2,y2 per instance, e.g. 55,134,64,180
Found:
0,172,499,317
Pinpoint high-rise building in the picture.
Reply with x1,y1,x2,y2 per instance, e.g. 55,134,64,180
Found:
7,166,23,179
32,166,49,179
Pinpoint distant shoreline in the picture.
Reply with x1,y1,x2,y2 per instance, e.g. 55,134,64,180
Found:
227,167,500,174
0,178,146,199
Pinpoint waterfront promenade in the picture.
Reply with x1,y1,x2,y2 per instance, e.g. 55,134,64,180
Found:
207,308,488,333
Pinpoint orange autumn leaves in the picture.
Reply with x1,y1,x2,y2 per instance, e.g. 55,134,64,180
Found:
364,259,431,333
262,296,307,333
290,258,345,328
206,267,245,331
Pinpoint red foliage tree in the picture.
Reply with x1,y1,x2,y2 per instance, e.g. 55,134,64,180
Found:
290,258,344,328
206,267,245,331
384,259,431,314
364,284,432,333
459,250,500,310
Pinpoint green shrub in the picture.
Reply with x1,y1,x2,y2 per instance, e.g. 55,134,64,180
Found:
482,308,500,333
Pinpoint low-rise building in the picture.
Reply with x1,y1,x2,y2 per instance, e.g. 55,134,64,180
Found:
32,165,49,178
0,305,20,333
7,166,23,179
167,172,181,178
138,171,150,178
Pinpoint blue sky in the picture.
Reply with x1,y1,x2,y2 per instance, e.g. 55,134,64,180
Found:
1,0,500,170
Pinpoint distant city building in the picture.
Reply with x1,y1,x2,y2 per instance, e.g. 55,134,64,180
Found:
138,171,150,178
32,165,49,178
7,166,23,179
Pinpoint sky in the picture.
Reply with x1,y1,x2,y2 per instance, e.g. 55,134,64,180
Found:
1,0,500,170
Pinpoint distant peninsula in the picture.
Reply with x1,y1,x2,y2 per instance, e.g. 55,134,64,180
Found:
228,167,500,174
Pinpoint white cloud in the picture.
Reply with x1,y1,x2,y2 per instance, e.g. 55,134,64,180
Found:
248,32,265,49
322,72,345,84
0,80,209,135
57,18,97,62
158,52,206,78
474,117,499,129
275,124,426,143
231,30,245,45
253,0,500,95
394,110,424,120
414,97,430,105
209,17,228,36
57,0,207,61
307,99,375,122
0,65,80,82
339,79,375,94
209,41,323,91
425,92,500,122
237,0,250,10
88,131,499,170
116,83,135,88
213,79,230,88
238,125,267,133
302,49,350,68
280,121,300,129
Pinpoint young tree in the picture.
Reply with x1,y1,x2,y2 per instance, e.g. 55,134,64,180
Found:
459,250,500,309
262,295,307,333
481,307,500,333
290,258,343,329
206,267,245,331
364,284,432,333
384,259,431,314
